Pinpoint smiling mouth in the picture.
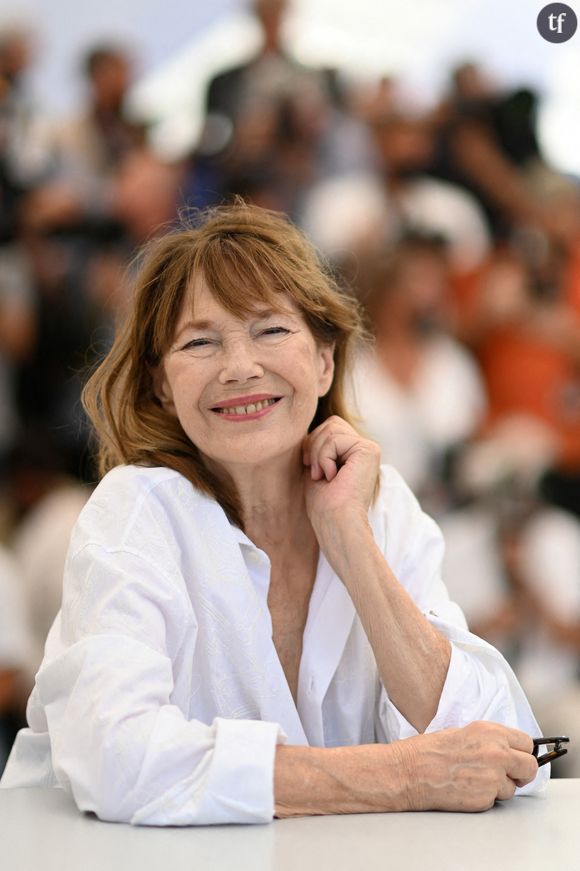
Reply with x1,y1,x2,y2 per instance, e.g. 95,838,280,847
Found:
212,397,281,416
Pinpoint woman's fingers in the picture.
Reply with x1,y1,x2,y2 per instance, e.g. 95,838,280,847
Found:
496,776,517,802
503,726,534,755
308,433,359,481
496,748,537,801
506,748,539,788
303,416,355,455
317,448,338,481
502,728,538,786
303,417,381,525
304,417,373,481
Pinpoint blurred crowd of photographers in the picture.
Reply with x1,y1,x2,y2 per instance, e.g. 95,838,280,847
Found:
1,0,579,774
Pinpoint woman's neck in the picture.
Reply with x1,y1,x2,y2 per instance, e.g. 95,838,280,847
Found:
210,447,317,556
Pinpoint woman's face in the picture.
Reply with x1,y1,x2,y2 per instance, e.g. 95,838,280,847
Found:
155,276,335,471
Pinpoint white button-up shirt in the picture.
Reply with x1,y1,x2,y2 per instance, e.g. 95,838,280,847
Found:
0,464,548,823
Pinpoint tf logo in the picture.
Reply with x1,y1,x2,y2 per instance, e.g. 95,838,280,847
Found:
537,3,577,42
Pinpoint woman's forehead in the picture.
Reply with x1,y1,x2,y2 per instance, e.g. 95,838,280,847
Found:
181,273,300,321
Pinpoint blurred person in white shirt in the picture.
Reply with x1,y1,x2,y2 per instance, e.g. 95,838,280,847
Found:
347,233,486,509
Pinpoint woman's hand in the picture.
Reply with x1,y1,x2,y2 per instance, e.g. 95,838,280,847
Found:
394,721,539,812
302,416,380,534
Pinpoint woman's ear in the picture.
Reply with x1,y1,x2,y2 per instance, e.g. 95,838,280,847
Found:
317,341,335,398
152,365,176,414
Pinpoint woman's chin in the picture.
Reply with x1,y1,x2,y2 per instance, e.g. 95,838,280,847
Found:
203,442,304,474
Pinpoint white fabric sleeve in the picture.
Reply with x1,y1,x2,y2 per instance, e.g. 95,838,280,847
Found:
36,543,286,825
373,467,549,795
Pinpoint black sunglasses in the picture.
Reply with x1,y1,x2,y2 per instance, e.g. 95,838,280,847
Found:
532,736,570,767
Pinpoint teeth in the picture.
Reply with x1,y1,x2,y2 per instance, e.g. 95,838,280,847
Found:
217,398,277,415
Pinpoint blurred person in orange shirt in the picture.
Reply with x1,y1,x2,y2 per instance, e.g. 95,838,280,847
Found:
455,233,580,516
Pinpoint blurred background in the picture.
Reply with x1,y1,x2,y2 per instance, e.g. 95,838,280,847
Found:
1,0,579,775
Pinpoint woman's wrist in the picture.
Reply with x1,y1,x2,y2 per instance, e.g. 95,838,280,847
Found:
311,510,373,565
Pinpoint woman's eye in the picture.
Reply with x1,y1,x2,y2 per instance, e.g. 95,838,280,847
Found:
259,326,290,337
182,338,214,351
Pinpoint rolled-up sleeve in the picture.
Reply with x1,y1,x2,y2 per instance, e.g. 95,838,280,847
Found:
35,543,287,825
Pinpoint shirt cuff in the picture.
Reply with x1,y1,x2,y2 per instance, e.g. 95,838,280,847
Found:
378,642,475,741
199,717,288,824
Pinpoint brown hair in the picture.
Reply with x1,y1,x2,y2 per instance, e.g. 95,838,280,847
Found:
82,202,368,526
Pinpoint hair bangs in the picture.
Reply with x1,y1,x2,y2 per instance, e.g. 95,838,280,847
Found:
194,233,294,319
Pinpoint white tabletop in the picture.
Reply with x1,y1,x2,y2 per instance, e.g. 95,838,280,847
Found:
2,781,579,871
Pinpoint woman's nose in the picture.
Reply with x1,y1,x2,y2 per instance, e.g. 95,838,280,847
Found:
218,338,265,383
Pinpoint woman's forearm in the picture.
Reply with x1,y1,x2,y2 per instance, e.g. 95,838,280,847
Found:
315,515,451,733
274,743,410,818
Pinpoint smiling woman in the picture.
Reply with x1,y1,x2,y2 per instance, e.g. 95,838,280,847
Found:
82,202,363,527
0,202,548,823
